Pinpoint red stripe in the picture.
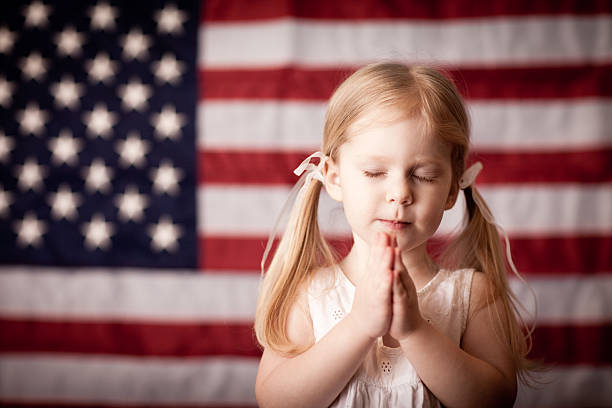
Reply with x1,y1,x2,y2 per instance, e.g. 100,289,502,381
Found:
202,0,612,21
530,324,612,365
200,235,612,275
0,319,260,357
199,236,353,271
1,318,609,365
199,149,612,185
201,65,612,101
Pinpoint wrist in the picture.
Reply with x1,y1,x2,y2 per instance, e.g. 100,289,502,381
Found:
397,315,429,345
344,311,380,343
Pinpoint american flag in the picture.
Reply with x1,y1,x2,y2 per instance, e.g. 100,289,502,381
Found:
0,0,611,406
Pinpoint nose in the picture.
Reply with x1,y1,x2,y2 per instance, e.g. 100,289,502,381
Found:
385,179,413,206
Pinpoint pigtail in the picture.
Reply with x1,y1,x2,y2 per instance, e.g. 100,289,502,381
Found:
254,177,338,355
441,185,537,385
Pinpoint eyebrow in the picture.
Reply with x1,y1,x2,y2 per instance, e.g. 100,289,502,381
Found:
355,155,444,168
355,155,393,163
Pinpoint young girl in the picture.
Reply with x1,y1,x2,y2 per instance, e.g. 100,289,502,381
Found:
254,62,533,407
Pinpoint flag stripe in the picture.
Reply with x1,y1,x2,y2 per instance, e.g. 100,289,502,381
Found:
531,325,612,365
198,100,612,151
1,270,610,326
1,355,610,408
199,184,612,236
200,16,612,68
0,355,257,405
201,64,612,101
0,319,260,357
203,0,612,21
200,235,612,275
199,148,612,185
0,269,258,322
0,320,610,366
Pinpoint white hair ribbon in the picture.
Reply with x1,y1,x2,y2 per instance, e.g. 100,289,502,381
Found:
260,151,328,276
459,161,483,190
460,161,537,329
294,151,328,194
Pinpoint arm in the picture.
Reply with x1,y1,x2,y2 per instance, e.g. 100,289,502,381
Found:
396,271,517,408
255,293,374,408
256,232,395,408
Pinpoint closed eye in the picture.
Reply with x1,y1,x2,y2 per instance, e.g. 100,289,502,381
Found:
412,174,435,183
363,170,385,178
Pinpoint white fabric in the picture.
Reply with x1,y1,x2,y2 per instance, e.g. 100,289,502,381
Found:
308,266,475,407
459,161,483,190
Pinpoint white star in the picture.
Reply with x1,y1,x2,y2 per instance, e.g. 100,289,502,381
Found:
89,2,118,31
82,214,114,250
86,52,118,84
20,52,49,81
48,129,82,166
115,185,148,222
48,184,81,220
0,186,13,217
83,158,113,193
121,29,151,60
0,26,17,54
55,26,85,57
83,104,117,138
117,79,152,111
148,216,182,252
155,5,187,35
23,1,51,28
0,131,14,162
17,103,48,136
0,77,15,107
50,76,84,109
15,212,47,247
151,105,186,140
115,132,149,168
150,160,182,195
152,53,185,85
15,157,46,191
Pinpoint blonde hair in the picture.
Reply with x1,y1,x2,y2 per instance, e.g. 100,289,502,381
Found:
254,61,535,384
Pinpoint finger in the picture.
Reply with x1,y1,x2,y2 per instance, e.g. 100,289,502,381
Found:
393,269,405,297
394,248,404,273
384,245,394,273
380,232,390,248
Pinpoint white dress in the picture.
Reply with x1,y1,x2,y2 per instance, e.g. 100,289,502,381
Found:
308,265,475,407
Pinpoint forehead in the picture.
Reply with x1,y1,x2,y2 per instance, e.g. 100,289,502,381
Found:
340,109,451,164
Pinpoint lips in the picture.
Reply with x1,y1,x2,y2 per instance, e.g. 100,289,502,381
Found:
378,219,411,230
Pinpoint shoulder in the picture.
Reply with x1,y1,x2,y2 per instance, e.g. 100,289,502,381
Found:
466,269,496,319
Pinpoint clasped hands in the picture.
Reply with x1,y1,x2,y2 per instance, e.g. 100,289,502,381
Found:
350,232,426,343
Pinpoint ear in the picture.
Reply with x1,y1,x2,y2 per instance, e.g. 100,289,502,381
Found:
444,183,459,210
323,158,343,202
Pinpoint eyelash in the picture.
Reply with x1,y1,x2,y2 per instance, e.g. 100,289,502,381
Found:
363,171,434,183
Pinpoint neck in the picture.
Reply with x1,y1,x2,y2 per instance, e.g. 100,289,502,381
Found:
340,233,438,291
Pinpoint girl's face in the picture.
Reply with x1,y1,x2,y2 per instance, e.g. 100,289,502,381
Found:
325,110,457,252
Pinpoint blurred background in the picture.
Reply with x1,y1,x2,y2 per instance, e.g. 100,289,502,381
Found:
0,0,611,407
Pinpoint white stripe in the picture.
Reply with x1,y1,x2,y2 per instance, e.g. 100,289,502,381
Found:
200,184,612,236
1,269,610,325
516,366,612,407
0,268,260,322
201,16,612,67
510,275,612,325
0,354,257,405
199,100,612,151
0,355,610,406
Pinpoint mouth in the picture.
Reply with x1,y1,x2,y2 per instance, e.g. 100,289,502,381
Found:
378,219,411,230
